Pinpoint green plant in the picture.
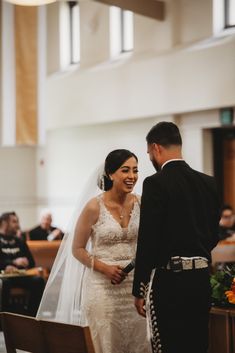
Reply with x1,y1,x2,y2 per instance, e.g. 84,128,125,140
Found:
210,264,235,307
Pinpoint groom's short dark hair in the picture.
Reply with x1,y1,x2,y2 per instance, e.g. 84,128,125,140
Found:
146,122,182,147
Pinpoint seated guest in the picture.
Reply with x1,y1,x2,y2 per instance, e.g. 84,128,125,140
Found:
0,212,45,316
218,204,235,241
28,211,64,241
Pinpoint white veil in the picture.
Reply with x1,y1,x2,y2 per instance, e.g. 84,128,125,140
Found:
36,165,104,326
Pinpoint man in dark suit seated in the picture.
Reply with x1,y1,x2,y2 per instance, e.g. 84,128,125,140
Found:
28,211,64,241
0,212,45,316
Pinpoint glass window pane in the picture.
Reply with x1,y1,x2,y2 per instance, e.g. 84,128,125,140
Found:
110,7,133,57
110,6,122,57
123,10,133,52
60,3,70,69
227,0,235,26
71,4,80,63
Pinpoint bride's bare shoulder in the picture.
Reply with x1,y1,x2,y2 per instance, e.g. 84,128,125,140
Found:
83,195,101,214
134,193,141,202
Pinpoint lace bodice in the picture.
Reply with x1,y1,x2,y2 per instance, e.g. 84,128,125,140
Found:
90,194,140,264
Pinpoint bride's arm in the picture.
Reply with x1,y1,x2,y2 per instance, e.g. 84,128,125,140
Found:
72,198,99,268
72,198,125,284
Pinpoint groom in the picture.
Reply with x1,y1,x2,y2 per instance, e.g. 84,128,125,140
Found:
133,122,220,353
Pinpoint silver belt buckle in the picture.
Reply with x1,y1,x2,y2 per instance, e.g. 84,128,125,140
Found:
169,256,183,272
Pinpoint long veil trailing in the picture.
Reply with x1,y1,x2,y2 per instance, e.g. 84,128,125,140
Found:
36,165,103,326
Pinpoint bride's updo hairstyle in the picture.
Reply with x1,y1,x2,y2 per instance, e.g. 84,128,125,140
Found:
101,149,138,191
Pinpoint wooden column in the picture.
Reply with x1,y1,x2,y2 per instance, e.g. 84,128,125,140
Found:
15,6,38,145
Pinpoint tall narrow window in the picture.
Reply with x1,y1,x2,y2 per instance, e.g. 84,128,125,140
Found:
110,6,133,58
121,10,134,52
60,1,80,70
225,0,235,28
68,1,80,64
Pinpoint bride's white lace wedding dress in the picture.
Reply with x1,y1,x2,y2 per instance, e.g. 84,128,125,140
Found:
83,194,151,353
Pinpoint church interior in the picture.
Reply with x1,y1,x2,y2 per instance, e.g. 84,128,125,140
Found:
0,0,235,352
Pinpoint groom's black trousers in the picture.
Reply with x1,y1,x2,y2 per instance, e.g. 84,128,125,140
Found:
150,267,211,353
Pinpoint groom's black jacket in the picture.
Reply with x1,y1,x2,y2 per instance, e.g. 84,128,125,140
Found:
132,160,220,298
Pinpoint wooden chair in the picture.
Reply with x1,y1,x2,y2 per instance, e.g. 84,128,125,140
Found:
7,287,31,315
0,278,30,315
0,312,45,353
0,270,46,316
40,319,95,353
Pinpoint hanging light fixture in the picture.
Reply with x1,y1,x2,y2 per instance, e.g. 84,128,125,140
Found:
5,0,56,5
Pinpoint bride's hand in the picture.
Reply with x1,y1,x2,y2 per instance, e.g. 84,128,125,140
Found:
103,264,126,284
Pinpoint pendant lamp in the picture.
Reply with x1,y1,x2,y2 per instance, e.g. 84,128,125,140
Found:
5,0,56,5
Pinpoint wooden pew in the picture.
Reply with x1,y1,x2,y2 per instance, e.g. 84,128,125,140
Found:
26,240,61,272
41,320,95,353
0,312,45,353
230,308,235,353
0,312,95,353
209,307,231,353
211,241,235,266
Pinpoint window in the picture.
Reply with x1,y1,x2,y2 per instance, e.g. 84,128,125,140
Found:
60,1,80,69
225,0,235,28
213,0,235,34
110,6,133,58
121,10,134,52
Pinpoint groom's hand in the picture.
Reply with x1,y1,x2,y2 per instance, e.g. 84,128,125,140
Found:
134,298,146,317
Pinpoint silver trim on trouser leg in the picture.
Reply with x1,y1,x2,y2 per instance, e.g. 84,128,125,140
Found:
146,270,163,353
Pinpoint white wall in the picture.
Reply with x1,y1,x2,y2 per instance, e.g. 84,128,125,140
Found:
46,37,235,129
180,110,220,174
0,147,37,229
45,0,235,130
178,0,213,44
80,1,110,67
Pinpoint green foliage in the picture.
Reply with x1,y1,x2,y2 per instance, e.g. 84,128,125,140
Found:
210,265,235,307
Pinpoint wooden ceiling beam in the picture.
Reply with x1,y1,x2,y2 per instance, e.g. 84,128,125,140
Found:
94,0,165,21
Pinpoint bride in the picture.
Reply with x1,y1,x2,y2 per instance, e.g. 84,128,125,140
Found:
37,149,151,353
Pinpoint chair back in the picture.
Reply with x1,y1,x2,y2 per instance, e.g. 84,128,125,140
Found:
40,320,95,353
0,312,45,353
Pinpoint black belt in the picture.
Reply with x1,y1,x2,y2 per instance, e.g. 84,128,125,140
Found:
160,256,208,272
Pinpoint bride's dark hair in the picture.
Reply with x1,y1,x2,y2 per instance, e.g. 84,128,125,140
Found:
103,149,138,191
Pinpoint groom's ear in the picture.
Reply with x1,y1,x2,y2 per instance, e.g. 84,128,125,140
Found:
153,143,162,154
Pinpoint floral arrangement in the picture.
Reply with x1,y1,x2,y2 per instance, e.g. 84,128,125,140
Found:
210,264,235,307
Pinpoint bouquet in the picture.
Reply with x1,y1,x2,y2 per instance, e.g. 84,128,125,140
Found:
210,264,235,307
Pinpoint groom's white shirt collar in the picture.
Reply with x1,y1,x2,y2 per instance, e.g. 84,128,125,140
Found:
161,159,184,170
